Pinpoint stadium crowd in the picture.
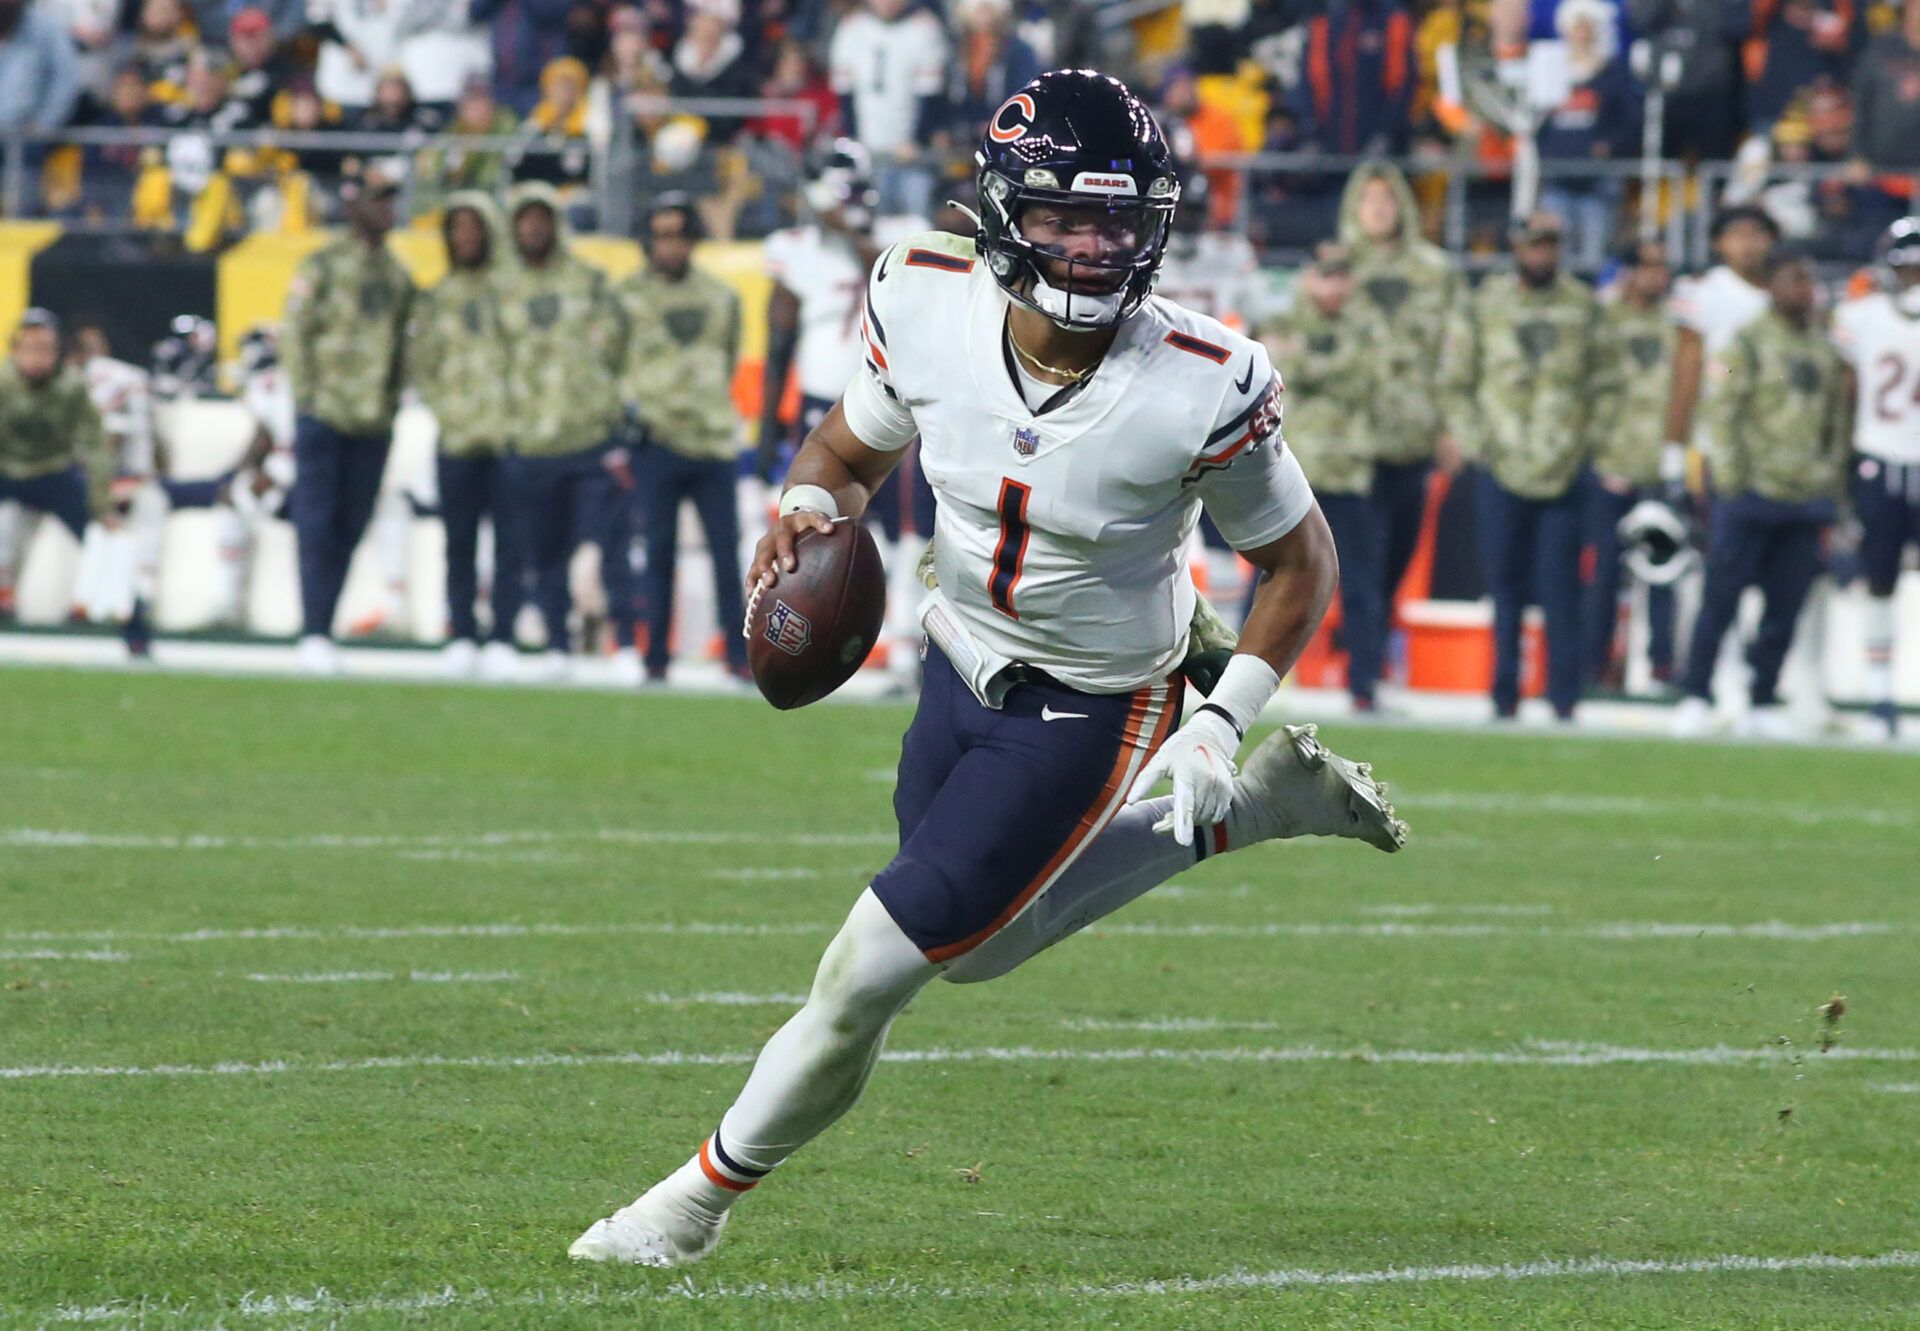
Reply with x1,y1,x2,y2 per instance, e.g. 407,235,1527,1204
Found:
6,0,1920,256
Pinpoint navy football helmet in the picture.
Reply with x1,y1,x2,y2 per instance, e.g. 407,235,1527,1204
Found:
975,69,1181,328
1876,217,1920,291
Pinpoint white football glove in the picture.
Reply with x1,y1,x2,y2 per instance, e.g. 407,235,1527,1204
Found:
1124,707,1240,846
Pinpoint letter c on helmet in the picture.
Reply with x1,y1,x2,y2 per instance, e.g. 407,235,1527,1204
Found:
988,92,1036,144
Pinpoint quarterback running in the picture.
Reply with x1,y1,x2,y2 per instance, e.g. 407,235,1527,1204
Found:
571,69,1407,1267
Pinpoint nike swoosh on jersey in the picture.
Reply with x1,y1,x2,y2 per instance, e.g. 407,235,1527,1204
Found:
1233,357,1255,394
1041,706,1090,722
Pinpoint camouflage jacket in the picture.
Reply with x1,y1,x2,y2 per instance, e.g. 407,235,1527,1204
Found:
1591,301,1677,489
284,234,414,436
1710,312,1850,503
495,250,626,457
1339,163,1462,465
1265,300,1372,494
1442,271,1611,500
615,266,742,461
409,193,512,457
0,362,110,515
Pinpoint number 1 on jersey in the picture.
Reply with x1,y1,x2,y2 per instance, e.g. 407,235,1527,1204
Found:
990,478,1032,619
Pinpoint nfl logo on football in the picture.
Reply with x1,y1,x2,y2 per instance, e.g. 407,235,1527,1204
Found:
764,600,813,656
1012,426,1039,458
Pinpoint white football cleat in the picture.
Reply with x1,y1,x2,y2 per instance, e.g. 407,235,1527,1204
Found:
479,640,520,682
608,646,645,688
440,638,479,678
1670,695,1714,739
569,1189,728,1267
537,649,570,683
295,634,341,676
1738,705,1798,742
1232,723,1407,852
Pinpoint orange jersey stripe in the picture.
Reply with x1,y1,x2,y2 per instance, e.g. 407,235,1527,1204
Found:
923,686,1178,963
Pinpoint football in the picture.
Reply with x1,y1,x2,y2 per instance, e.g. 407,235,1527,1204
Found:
745,518,888,710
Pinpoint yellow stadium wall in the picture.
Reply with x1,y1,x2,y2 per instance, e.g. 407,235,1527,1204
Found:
0,222,65,338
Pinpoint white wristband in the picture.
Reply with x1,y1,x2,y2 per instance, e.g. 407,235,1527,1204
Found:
1201,654,1282,738
1660,443,1688,485
778,484,841,520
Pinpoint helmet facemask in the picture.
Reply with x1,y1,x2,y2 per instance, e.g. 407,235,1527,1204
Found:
978,166,1177,329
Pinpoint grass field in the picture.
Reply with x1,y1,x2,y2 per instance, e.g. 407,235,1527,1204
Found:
2,665,1917,1329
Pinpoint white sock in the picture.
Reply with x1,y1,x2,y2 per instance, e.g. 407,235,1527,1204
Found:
1865,595,1895,706
656,890,935,1217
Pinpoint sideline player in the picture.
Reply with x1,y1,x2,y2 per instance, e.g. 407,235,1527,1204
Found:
1834,217,1920,739
571,71,1407,1268
1664,206,1778,496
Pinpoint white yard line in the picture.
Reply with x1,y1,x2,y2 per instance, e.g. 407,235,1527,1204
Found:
1407,790,1915,828
703,867,824,881
42,1249,1920,1323
242,971,522,984
1869,1082,1920,1093
0,827,894,852
0,949,129,962
5,1040,1913,1083
639,991,809,1006
6,917,1908,949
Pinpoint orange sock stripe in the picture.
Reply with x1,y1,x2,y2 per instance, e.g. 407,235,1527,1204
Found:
924,684,1178,964
1212,822,1229,857
697,1138,756,1193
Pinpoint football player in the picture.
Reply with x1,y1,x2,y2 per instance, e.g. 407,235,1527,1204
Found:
1834,217,1920,738
571,71,1407,1268
1664,206,1779,495
758,139,931,689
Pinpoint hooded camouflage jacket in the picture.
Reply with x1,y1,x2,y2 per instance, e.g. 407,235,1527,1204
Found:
615,264,742,461
495,181,626,457
1442,270,1612,500
1337,162,1462,466
284,232,414,436
0,362,110,515
409,190,513,457
1265,299,1372,494
1709,311,1850,503
1591,300,1677,488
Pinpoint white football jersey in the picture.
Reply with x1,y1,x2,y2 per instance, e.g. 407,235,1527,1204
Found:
82,356,154,475
243,363,297,452
827,9,947,157
1833,292,1920,465
843,233,1314,694
765,218,923,401
1670,265,1770,355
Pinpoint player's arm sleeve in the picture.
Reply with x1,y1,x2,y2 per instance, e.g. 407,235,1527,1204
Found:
73,395,112,518
1830,303,1862,367
1193,349,1314,549
838,248,917,452
1709,335,1754,490
283,254,324,417
1437,294,1482,457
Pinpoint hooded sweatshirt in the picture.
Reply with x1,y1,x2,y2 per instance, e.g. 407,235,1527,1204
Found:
494,180,626,456
409,191,513,456
1336,161,1462,466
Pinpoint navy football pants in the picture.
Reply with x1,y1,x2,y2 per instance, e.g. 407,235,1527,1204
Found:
438,452,522,646
504,445,637,653
1476,469,1585,718
636,442,746,673
291,416,389,639
1680,493,1833,707
871,644,1179,962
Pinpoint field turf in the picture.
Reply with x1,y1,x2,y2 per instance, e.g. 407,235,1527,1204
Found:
1,665,1916,1329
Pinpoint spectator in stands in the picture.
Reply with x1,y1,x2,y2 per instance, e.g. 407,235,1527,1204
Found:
830,0,949,216
1441,212,1612,722
750,36,838,152
359,67,444,134
50,0,120,110
1160,67,1246,232
473,0,574,115
564,0,608,71
1628,0,1744,158
165,45,254,133
669,0,757,144
1585,239,1679,689
420,76,518,203
282,163,414,674
226,8,291,126
513,56,594,195
130,0,193,104
1743,0,1860,134
616,195,748,684
1537,0,1640,272
276,78,352,191
1,0,75,144
1850,0,1920,168
1289,0,1417,157
73,65,165,220
948,0,1041,138
1672,246,1848,739
310,0,400,114
408,191,519,679
494,180,637,678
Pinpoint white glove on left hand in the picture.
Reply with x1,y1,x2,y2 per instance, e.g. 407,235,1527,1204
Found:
1123,708,1240,846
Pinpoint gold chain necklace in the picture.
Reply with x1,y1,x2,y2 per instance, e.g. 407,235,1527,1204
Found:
1006,324,1096,384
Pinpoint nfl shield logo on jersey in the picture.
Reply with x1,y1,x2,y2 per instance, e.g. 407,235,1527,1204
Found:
765,600,813,656
1013,426,1040,458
